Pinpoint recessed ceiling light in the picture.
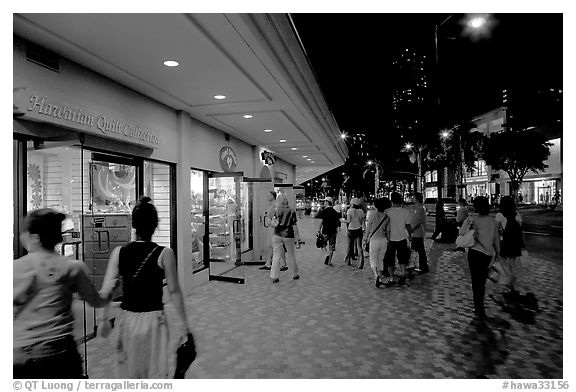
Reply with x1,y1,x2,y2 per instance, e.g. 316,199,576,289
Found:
310,161,315,163
280,139,286,143
243,114,253,119
264,129,273,133
302,155,308,158
214,95,226,100
291,148,298,150
163,60,179,67
306,158,311,161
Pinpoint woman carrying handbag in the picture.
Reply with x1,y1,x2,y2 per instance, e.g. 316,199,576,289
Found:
99,196,194,378
363,198,391,287
458,196,500,320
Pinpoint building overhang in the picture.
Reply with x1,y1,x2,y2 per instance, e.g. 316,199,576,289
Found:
13,13,347,170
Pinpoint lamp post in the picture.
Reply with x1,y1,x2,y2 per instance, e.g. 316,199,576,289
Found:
367,160,380,198
434,14,491,201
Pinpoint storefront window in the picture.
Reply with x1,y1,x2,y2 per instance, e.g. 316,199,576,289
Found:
144,161,173,248
468,160,487,177
190,169,206,272
26,141,86,258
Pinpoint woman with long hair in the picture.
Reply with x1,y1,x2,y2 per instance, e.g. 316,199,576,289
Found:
495,195,526,292
270,193,301,282
459,196,500,319
99,196,192,378
14,209,111,378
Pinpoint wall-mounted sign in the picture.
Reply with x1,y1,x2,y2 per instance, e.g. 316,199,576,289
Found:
220,146,238,172
14,90,160,149
261,150,276,165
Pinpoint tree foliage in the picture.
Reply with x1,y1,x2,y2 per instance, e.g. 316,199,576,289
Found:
482,129,552,197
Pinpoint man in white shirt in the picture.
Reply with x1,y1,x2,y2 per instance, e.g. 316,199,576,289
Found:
383,192,412,286
259,190,287,271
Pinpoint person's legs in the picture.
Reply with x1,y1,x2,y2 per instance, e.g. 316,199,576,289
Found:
270,235,285,281
468,249,490,316
411,237,428,273
283,237,299,278
356,232,365,269
369,238,379,280
397,239,410,284
327,234,336,265
384,241,397,284
345,230,354,264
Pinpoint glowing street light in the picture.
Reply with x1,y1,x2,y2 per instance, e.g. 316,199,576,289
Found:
467,16,486,29
404,143,413,150
367,160,373,166
340,133,347,140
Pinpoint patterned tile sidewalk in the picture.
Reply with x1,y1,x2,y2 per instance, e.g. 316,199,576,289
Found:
83,216,563,379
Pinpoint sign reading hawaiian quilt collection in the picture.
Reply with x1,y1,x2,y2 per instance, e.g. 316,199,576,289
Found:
219,146,238,172
23,95,160,148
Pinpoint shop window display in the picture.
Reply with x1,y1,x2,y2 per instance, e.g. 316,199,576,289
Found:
190,170,206,272
144,161,172,248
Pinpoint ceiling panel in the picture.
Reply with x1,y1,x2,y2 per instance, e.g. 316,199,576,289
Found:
15,13,269,107
208,110,311,145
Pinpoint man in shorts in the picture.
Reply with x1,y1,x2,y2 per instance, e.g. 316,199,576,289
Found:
383,192,412,286
316,197,341,266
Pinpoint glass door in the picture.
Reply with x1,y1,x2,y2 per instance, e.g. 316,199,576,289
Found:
206,172,247,284
243,179,273,264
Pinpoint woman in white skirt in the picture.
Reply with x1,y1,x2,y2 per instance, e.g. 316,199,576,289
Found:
99,196,192,378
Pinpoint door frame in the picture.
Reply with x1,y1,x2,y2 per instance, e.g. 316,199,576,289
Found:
205,171,245,284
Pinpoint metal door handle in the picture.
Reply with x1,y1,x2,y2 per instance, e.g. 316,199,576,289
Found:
101,230,110,253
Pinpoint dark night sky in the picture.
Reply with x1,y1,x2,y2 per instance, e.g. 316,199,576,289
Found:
290,13,563,136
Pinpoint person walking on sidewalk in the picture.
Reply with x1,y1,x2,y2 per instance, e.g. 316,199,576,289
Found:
14,208,112,378
259,190,287,272
316,196,341,266
363,198,391,287
494,195,526,293
431,200,446,241
383,192,412,286
271,194,302,282
343,198,366,268
459,196,500,319
411,193,429,274
98,197,193,378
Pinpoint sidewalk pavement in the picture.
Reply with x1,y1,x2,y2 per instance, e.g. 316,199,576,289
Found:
82,216,563,379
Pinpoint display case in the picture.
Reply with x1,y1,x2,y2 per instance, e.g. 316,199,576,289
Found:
191,170,206,271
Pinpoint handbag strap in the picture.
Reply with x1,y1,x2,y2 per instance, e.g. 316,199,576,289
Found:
367,215,388,243
131,246,162,281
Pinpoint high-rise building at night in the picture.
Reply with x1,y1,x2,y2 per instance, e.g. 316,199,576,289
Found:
348,132,369,159
390,48,434,142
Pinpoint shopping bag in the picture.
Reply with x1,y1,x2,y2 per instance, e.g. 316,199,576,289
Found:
455,229,475,248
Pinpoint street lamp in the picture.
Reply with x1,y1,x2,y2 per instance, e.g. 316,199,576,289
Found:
434,14,493,201
367,160,380,198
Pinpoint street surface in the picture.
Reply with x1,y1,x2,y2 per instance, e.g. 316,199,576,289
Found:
82,215,563,379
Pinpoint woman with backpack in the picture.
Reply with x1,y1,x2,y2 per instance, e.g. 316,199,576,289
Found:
495,195,527,293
